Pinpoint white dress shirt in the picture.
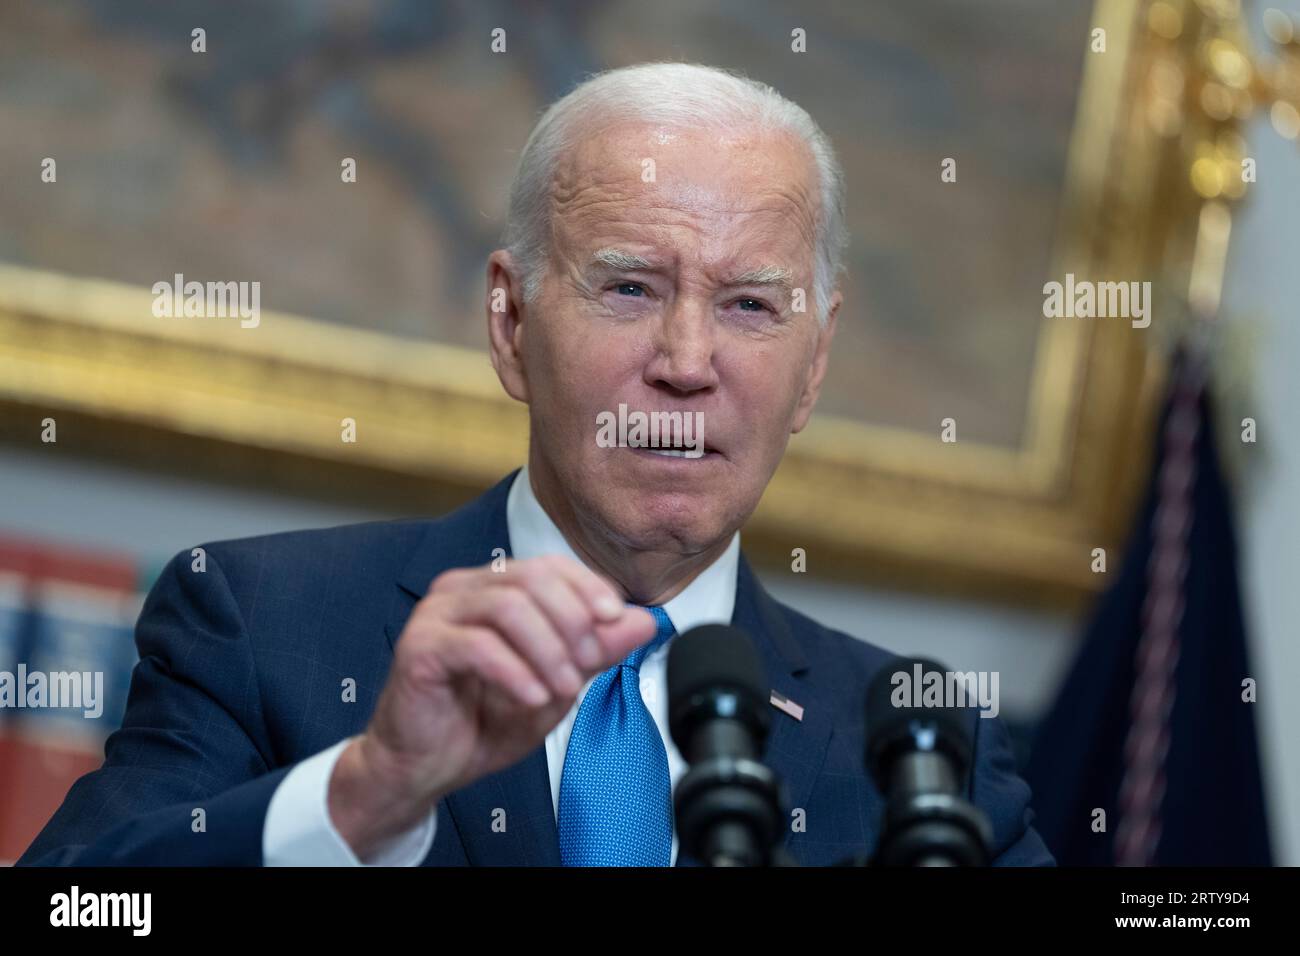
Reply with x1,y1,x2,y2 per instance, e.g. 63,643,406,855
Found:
263,465,740,865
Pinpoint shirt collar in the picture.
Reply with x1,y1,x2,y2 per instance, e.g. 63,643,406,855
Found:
505,464,739,633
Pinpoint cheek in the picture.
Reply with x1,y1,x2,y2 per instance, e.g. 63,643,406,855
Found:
528,334,636,432
726,350,806,428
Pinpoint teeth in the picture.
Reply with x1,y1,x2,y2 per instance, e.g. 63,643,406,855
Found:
647,448,702,457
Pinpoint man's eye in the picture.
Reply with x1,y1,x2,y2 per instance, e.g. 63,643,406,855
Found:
615,282,646,297
735,298,770,313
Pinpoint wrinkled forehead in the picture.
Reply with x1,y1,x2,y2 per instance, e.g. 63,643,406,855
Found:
547,121,821,260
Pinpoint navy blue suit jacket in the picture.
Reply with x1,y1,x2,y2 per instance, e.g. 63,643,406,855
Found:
19,470,1054,866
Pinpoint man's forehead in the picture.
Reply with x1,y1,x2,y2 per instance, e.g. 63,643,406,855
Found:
555,122,815,204
550,123,819,266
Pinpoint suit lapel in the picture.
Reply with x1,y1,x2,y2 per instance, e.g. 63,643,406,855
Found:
677,556,835,865
384,470,832,867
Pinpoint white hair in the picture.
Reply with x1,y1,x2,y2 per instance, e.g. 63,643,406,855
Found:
502,62,848,326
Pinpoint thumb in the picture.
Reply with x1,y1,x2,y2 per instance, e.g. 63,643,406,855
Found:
590,606,658,669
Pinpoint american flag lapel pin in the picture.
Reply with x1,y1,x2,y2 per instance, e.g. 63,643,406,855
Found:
769,689,804,721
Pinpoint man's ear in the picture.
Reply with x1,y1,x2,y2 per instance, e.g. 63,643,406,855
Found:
790,289,840,434
486,250,530,404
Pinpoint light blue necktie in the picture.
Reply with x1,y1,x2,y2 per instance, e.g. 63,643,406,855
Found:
558,605,675,866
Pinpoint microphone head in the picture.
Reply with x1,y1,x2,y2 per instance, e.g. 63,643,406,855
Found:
864,657,974,782
667,624,769,752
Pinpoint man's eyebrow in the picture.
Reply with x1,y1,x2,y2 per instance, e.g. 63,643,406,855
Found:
590,248,656,271
727,265,795,290
588,250,795,292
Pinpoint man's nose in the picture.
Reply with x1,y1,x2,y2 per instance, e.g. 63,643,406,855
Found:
644,295,719,394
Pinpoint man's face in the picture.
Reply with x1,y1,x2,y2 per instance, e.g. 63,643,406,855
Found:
491,121,839,559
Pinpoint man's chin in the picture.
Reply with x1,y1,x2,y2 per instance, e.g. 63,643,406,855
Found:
602,494,738,551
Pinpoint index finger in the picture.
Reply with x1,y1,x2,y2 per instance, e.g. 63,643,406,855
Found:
528,555,626,623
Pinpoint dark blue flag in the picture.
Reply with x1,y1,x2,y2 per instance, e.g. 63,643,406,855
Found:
1025,352,1272,865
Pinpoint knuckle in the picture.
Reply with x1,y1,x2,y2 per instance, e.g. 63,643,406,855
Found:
429,567,467,594
398,635,447,686
411,591,450,625
492,587,532,627
554,602,589,638
513,558,544,586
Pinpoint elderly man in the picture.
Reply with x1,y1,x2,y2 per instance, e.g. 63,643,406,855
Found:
20,62,1052,867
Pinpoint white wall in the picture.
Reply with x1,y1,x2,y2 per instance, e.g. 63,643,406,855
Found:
1217,1,1300,865
0,446,393,557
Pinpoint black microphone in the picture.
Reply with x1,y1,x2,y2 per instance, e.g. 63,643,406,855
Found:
864,657,994,866
668,624,787,866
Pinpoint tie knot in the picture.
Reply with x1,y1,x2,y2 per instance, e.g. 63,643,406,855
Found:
622,604,675,671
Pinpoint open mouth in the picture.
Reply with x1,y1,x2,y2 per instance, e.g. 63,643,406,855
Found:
632,444,720,459
647,448,700,458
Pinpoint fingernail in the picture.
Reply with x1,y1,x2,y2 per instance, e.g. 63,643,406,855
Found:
595,595,622,620
526,681,551,706
579,636,601,667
